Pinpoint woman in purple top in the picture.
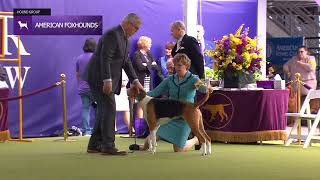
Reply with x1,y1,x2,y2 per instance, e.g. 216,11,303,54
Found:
76,38,96,136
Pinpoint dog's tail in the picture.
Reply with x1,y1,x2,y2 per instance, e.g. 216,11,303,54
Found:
194,90,210,109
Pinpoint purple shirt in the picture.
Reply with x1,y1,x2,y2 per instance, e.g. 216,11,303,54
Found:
76,52,93,94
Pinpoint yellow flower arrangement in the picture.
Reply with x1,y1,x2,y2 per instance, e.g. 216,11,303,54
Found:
207,24,263,80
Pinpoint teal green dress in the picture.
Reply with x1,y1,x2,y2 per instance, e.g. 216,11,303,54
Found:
147,71,207,148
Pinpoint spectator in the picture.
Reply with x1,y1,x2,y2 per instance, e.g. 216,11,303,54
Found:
76,38,97,136
158,42,175,78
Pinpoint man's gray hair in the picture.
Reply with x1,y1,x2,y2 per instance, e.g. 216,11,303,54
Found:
123,13,141,26
171,20,186,31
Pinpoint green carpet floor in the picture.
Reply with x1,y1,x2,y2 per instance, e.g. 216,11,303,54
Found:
0,136,319,180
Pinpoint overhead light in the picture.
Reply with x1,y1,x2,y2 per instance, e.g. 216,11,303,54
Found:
268,16,273,19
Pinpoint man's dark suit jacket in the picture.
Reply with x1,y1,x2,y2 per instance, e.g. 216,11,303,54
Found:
83,25,137,95
172,34,204,79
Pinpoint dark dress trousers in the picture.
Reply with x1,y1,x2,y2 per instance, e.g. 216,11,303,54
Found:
172,34,204,79
83,25,138,150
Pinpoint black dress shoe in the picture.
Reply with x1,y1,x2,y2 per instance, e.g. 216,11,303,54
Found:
195,144,201,151
129,144,140,151
87,145,101,153
87,148,100,153
101,148,128,156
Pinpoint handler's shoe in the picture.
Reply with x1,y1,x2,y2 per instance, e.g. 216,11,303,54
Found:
87,148,100,153
87,145,104,153
101,148,128,156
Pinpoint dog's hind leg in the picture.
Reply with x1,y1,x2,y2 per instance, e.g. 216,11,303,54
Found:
222,112,228,122
190,123,206,155
198,112,212,155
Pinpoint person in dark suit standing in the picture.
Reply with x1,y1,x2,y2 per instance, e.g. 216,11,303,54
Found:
83,13,144,156
171,21,204,79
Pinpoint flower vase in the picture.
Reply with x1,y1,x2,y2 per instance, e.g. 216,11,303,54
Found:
223,73,240,88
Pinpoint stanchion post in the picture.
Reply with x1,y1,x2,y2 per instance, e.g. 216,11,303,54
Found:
8,36,33,142
295,73,302,144
129,97,134,137
54,74,75,142
17,35,23,141
60,74,68,141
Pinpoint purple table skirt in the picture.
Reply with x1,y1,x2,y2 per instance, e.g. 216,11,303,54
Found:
0,88,10,141
198,89,289,142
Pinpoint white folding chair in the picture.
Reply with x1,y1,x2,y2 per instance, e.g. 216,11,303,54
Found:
285,89,320,148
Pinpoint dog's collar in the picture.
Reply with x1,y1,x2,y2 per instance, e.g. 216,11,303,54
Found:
139,95,153,107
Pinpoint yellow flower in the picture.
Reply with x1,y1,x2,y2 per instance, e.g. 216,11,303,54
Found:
222,35,228,40
206,50,215,57
245,44,251,51
249,38,257,47
230,34,242,46
235,24,244,36
235,64,243,70
251,53,258,59
242,52,250,62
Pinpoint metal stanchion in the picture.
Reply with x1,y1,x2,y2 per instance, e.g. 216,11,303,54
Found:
8,36,33,142
295,73,302,144
129,97,134,137
55,74,76,142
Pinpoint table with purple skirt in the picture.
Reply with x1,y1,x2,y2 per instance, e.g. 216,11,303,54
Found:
0,88,10,141
198,89,289,143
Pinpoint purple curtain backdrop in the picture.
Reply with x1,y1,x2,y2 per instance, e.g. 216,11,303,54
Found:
0,0,257,137
199,0,257,42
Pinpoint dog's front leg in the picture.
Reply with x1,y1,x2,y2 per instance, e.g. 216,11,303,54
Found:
150,132,156,154
151,125,160,154
147,135,153,153
207,140,212,155
202,142,207,156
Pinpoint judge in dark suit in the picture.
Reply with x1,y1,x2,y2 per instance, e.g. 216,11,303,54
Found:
171,21,204,79
83,13,144,156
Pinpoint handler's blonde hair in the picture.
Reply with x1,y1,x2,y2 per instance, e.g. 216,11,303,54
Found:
173,53,191,70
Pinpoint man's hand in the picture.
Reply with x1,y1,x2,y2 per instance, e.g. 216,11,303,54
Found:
103,81,112,94
131,80,144,94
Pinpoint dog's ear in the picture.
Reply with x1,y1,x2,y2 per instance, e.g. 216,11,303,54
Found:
136,90,147,101
141,90,147,97
127,88,136,98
